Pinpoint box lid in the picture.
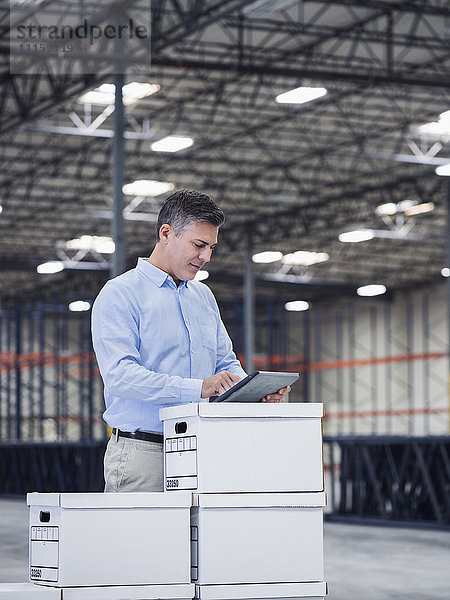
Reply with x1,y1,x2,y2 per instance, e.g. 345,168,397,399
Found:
195,582,327,600
0,583,60,598
61,584,195,600
28,492,192,509
160,402,323,421
27,493,61,507
193,492,326,508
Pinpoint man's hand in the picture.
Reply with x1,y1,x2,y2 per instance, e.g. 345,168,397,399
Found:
201,371,243,398
261,385,291,403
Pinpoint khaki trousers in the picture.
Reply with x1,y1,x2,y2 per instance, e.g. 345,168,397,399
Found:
104,435,164,492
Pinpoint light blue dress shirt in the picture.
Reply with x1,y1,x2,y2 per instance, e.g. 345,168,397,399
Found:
91,258,246,433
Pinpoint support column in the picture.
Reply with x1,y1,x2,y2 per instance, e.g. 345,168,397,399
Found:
111,72,125,278
15,303,22,440
244,229,254,373
447,180,450,433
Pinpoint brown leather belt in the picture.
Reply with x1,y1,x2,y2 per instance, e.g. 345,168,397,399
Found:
112,428,163,444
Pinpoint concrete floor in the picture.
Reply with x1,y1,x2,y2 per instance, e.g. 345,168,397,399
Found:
0,497,449,599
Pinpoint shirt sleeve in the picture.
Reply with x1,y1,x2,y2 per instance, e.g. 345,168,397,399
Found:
91,281,203,406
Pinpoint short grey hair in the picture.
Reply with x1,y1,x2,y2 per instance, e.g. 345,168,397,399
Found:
156,189,225,242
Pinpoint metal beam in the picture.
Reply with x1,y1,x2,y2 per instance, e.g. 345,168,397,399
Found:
152,56,450,89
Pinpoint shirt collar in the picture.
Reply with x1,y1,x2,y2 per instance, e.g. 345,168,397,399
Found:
136,258,189,289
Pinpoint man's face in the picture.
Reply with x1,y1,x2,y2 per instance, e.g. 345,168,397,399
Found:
165,220,218,283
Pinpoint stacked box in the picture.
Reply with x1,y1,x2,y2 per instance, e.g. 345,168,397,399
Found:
27,492,192,588
190,493,326,584
160,402,327,600
14,401,325,598
160,403,323,493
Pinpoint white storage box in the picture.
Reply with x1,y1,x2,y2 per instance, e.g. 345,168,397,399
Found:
190,492,326,585
160,403,323,493
27,492,192,588
195,582,327,600
0,583,195,600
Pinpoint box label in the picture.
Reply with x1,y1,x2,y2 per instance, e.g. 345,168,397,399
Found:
166,475,198,490
165,435,198,490
30,566,58,582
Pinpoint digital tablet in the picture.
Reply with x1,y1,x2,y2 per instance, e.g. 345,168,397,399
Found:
209,371,299,403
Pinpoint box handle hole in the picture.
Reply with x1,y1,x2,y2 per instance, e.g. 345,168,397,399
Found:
39,511,51,523
175,421,187,434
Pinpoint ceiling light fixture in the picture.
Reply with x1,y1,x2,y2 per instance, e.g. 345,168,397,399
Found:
37,261,65,274
375,202,397,216
441,268,450,278
403,202,435,216
282,251,329,266
69,301,91,312
79,82,160,106
436,163,450,176
195,270,209,281
65,235,115,254
376,200,434,217
418,110,450,136
339,230,374,243
122,179,174,197
122,82,160,102
285,300,310,312
357,284,386,297
252,251,283,264
275,86,327,105
151,135,194,153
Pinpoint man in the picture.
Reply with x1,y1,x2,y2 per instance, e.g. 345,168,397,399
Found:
92,189,290,492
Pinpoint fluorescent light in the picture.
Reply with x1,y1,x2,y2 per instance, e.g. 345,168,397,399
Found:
339,230,374,243
375,202,397,216
403,202,435,216
441,268,450,278
122,179,174,197
69,301,91,312
436,163,450,176
357,284,386,297
375,200,433,217
0,205,2,214
195,270,209,281
285,300,310,312
66,235,115,254
276,86,327,105
79,82,160,105
252,251,283,264
122,82,160,104
79,84,115,105
151,136,194,153
418,110,450,136
282,251,329,266
37,261,64,274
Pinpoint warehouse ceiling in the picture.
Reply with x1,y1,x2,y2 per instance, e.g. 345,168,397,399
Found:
0,0,450,305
